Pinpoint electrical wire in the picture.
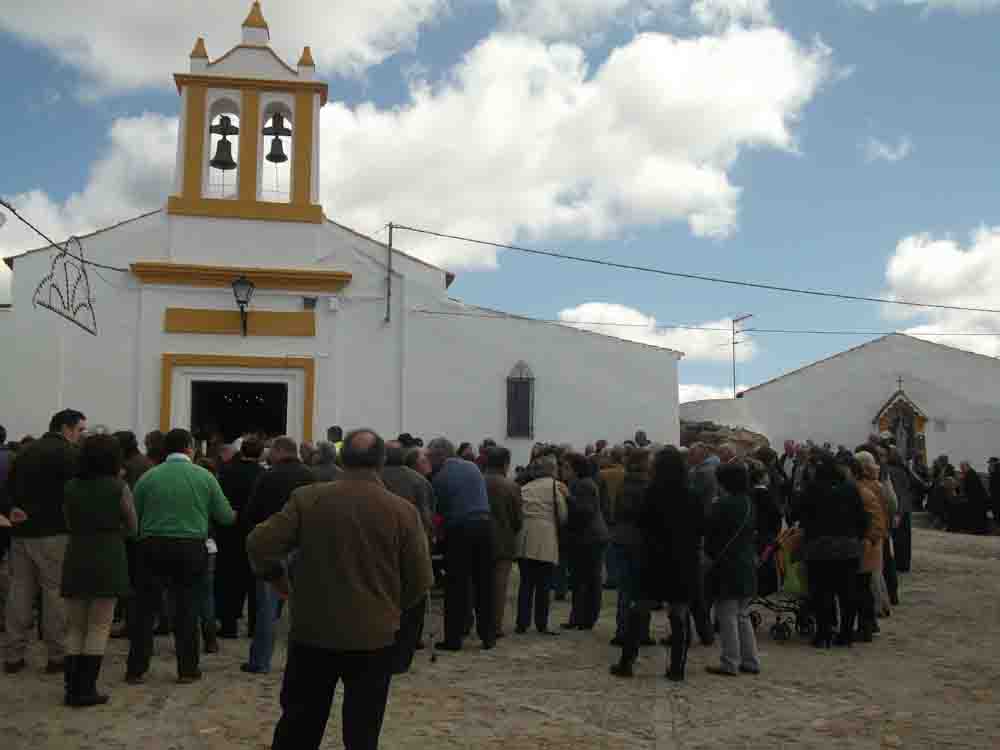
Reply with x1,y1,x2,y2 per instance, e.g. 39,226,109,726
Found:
0,199,129,273
412,308,731,330
392,224,1000,316
411,308,1000,337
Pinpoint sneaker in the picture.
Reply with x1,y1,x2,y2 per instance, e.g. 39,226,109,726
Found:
739,665,761,675
3,659,26,674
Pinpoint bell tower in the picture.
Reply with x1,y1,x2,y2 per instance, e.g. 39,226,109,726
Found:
167,2,327,224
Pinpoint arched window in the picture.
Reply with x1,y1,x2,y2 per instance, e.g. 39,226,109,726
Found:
207,99,241,199
507,361,535,439
260,106,293,203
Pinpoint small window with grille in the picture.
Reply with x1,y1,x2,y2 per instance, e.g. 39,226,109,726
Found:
506,361,535,439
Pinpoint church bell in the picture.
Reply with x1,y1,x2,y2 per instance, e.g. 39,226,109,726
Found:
209,115,240,171
265,136,287,164
263,113,292,164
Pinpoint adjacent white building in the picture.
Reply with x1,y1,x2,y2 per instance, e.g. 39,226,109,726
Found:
0,4,681,465
680,333,1000,468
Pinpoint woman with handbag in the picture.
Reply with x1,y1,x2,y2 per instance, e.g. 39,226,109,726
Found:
705,462,761,676
514,455,568,635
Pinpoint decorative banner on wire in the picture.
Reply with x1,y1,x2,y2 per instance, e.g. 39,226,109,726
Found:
31,236,98,336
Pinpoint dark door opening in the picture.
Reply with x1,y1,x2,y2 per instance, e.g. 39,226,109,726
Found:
190,380,289,443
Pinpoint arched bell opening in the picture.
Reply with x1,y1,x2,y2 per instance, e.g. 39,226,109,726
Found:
206,99,241,200
259,104,293,203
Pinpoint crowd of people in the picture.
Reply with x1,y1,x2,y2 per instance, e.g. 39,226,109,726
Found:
0,412,993,750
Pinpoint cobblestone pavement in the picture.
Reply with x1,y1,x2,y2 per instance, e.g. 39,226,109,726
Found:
2,527,999,749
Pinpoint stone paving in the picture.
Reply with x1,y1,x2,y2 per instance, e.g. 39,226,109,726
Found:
2,526,999,749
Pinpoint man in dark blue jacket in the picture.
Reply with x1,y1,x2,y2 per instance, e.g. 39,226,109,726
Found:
429,437,495,651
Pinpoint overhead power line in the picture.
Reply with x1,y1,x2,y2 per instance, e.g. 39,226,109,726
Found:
0,199,129,273
412,308,1000,337
392,224,1000,315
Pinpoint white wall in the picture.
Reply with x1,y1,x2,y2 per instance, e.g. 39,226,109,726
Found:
678,335,1000,470
1,212,681,467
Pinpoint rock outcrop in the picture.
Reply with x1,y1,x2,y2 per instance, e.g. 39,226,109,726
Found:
680,420,770,456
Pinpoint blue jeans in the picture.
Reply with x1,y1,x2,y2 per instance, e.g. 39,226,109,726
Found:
612,544,642,638
198,552,216,631
248,580,281,672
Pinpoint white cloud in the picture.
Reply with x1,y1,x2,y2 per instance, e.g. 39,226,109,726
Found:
690,0,773,28
679,382,746,401
882,226,1000,356
863,135,913,163
1,23,831,279
0,0,446,95
498,0,674,41
1,113,177,255
848,0,1000,13
322,29,831,268
558,302,757,361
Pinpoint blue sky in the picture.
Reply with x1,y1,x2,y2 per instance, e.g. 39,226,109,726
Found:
3,0,1000,401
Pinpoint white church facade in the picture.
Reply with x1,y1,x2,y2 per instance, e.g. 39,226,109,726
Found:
0,4,681,464
680,333,1000,469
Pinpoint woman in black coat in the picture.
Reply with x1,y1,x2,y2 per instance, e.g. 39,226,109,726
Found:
612,447,704,681
561,453,609,630
797,454,868,648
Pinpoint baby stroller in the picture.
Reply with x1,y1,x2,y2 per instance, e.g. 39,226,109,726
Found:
750,528,815,642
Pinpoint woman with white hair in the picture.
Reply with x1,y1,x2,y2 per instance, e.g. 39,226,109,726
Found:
513,455,568,635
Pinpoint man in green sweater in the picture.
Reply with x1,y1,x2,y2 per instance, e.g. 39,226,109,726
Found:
125,428,234,684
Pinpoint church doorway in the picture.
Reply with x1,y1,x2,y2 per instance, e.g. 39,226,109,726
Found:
190,380,288,442
874,383,928,463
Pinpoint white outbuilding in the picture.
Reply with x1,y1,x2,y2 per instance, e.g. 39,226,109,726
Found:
0,4,681,464
680,333,1000,468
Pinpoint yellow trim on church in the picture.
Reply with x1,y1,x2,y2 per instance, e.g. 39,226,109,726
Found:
131,262,351,292
160,353,315,441
298,46,315,67
164,308,316,337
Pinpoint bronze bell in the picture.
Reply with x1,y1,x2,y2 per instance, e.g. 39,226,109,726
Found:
266,135,287,164
210,136,237,171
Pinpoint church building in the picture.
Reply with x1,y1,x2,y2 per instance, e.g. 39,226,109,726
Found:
0,4,681,463
680,333,1000,468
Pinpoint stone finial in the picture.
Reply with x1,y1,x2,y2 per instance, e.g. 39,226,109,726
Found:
242,1,269,29
190,37,208,59
241,1,270,44
298,46,315,67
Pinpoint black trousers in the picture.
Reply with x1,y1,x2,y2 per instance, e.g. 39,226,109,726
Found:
215,528,252,631
567,543,606,628
126,537,208,678
892,513,912,573
854,572,875,633
516,559,555,631
391,596,426,674
809,559,857,640
273,641,394,750
443,521,496,646
883,540,899,602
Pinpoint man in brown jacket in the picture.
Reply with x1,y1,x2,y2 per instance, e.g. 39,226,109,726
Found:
484,446,522,637
248,429,434,750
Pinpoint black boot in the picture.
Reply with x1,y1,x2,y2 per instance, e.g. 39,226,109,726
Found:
610,607,641,678
203,621,219,654
666,614,689,682
63,655,78,706
73,655,109,708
